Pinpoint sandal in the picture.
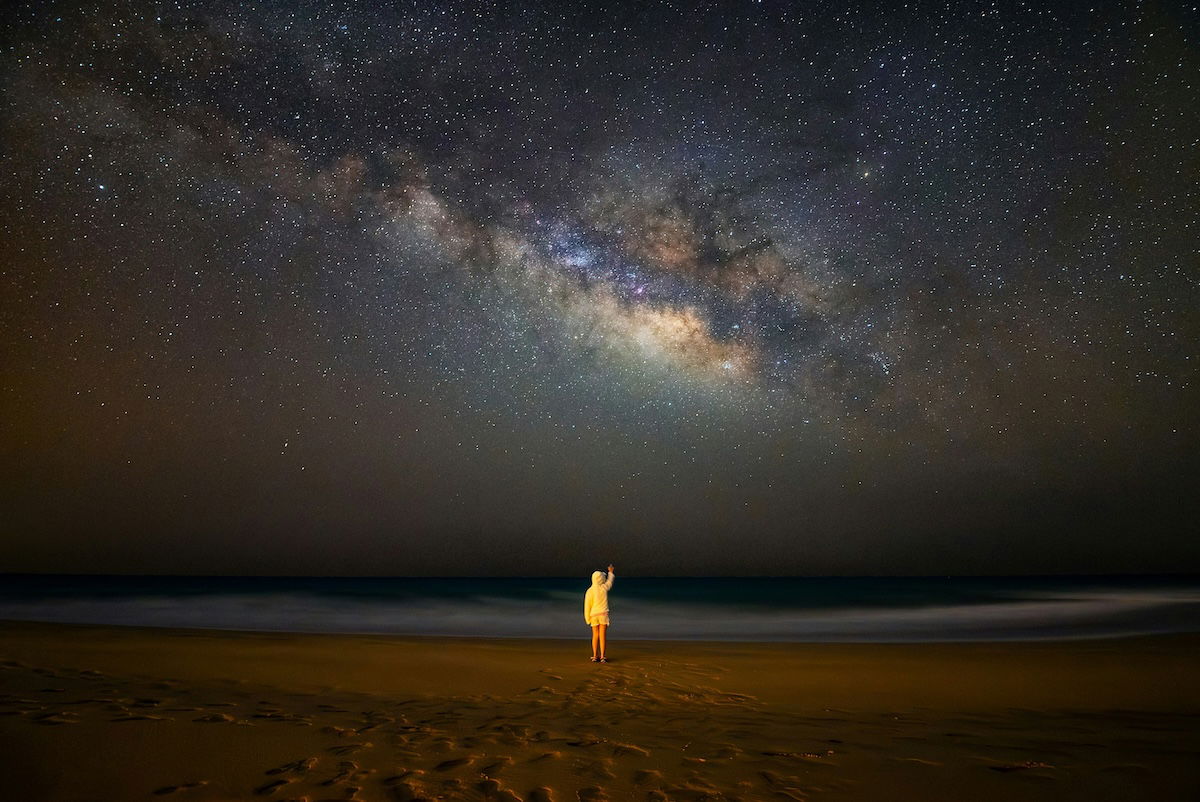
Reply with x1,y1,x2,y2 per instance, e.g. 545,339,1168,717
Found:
590,656,599,662
599,657,608,663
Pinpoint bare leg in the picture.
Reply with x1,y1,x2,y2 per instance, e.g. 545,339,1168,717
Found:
598,624,608,660
591,625,599,658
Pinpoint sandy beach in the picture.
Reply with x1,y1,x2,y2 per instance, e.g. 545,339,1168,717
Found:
1,620,1197,801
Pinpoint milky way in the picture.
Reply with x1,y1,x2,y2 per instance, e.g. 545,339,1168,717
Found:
1,0,1197,575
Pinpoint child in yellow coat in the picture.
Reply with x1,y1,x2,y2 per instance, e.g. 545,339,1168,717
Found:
584,564,615,662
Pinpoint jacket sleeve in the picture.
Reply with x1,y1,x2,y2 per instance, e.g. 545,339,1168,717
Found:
603,569,614,590
583,587,593,622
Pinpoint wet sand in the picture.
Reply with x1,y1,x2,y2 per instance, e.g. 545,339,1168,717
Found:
1,620,1197,801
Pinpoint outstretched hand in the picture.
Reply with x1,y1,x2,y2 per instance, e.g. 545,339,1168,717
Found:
608,563,615,573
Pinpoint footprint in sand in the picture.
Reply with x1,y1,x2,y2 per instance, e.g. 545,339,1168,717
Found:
479,756,513,775
33,712,80,725
570,758,615,781
384,780,423,801
326,742,372,756
392,747,423,761
253,778,291,796
433,756,475,772
527,788,555,802
152,781,208,795
681,757,714,769
381,769,425,785
473,778,522,801
321,759,376,787
665,778,722,798
509,723,533,737
460,734,500,748
756,770,812,800
266,757,318,776
576,787,608,801
633,769,663,786
611,743,649,758
565,738,603,748
355,719,392,734
194,713,235,723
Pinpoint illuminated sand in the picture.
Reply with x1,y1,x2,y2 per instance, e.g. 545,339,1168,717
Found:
1,621,1197,800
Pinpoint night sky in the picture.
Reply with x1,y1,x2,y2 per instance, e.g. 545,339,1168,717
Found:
1,0,1197,576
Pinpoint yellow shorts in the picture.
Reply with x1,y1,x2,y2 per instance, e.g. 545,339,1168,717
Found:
587,613,610,627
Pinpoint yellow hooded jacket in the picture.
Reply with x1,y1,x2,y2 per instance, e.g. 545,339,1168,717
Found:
583,569,615,624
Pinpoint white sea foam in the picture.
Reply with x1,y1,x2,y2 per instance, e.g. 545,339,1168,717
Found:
1,585,1198,641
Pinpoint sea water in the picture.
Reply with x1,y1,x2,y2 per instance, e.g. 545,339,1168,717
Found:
1,574,1198,642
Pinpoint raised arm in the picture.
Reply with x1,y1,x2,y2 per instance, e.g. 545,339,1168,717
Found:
603,564,615,590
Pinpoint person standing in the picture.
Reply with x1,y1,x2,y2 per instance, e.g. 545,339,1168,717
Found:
584,564,615,662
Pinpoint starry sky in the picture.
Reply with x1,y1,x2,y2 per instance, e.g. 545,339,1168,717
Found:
1,0,1197,576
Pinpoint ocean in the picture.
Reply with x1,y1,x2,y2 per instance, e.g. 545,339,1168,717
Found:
1,574,1198,642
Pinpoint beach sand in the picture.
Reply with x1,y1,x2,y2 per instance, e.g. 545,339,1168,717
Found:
1,621,1197,801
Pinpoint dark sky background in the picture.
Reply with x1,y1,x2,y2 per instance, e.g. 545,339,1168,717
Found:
1,0,1197,576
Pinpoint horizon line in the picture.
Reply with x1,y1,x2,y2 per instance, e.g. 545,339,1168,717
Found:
3,571,1199,580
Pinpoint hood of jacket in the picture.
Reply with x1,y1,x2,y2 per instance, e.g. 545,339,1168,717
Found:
591,571,605,586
